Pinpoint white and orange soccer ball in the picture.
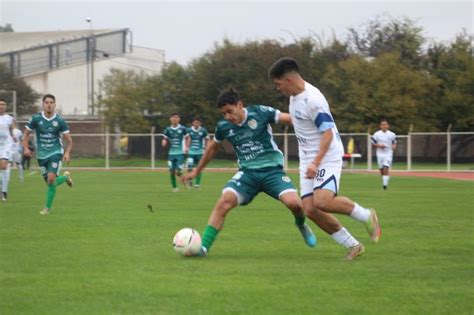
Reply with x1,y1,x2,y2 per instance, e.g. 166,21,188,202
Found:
172,228,202,256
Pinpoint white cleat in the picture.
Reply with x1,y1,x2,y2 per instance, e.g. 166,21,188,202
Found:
64,171,73,187
39,207,50,215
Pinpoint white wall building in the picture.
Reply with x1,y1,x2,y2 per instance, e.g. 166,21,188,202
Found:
0,29,165,116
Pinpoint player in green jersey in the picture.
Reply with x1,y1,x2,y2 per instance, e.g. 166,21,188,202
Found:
182,88,316,256
23,94,73,215
185,118,209,188
161,113,188,192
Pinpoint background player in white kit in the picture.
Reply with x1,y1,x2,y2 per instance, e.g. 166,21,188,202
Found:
0,98,17,201
372,119,397,190
269,57,381,260
10,127,24,182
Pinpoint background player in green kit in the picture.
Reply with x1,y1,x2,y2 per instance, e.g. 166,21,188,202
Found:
185,118,209,188
182,88,316,256
161,113,188,192
23,94,73,215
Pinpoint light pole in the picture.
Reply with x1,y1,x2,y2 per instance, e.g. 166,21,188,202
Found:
86,17,95,115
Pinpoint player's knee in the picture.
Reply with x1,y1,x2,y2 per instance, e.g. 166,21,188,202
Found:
313,198,331,212
285,199,302,213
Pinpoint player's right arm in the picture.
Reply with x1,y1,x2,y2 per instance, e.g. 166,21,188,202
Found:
161,128,169,148
182,139,221,182
371,133,385,149
22,129,33,158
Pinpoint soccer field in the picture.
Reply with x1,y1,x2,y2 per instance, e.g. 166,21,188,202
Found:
1,171,473,314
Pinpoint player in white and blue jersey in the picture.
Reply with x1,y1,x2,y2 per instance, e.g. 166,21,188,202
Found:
10,127,24,182
372,119,397,190
269,57,381,260
0,98,16,201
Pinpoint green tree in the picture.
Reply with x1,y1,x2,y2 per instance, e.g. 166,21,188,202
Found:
0,63,39,115
0,24,14,32
425,33,474,131
322,53,440,133
98,68,151,133
348,16,425,68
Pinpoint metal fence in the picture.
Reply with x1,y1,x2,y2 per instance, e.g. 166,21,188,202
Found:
49,131,474,171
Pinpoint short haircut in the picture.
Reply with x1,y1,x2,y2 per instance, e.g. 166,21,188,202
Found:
380,119,389,124
169,112,179,118
0,98,7,104
192,117,201,122
42,93,56,102
216,88,241,108
268,57,299,79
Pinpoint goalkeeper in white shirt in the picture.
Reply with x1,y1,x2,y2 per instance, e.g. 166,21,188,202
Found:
372,119,397,190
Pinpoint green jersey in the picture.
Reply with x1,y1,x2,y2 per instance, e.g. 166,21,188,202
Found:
25,112,70,160
187,126,209,155
214,105,283,169
163,124,187,155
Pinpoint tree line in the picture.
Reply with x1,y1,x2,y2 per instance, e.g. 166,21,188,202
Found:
1,17,472,134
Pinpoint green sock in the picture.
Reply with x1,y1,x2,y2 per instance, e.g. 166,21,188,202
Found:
46,183,56,209
170,174,177,188
55,175,66,186
201,225,219,251
196,173,202,185
294,215,306,226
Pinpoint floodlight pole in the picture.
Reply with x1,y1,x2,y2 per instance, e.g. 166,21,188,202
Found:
86,18,95,116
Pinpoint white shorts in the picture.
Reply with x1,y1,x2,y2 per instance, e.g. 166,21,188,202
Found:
300,159,342,199
0,147,11,161
377,154,393,169
11,152,22,164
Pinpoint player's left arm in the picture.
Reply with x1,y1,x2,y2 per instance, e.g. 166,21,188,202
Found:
63,132,73,164
391,135,397,151
9,119,17,142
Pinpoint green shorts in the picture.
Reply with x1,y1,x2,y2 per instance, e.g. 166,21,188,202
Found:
167,154,185,172
187,154,202,168
38,154,63,179
224,167,297,205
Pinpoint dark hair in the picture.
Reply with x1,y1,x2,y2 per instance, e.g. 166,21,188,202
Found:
268,57,299,79
380,119,389,124
192,117,202,122
0,98,7,104
42,94,56,102
169,112,179,118
216,88,241,108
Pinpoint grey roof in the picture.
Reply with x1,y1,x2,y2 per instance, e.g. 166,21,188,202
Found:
0,29,119,53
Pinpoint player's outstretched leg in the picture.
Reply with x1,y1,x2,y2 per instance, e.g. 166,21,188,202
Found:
280,191,317,247
196,190,238,256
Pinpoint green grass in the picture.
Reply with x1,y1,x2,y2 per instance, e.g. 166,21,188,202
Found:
1,170,473,314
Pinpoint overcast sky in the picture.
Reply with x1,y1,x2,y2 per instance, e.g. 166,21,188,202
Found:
1,0,472,64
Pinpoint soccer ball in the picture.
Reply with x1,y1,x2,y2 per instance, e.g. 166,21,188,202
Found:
172,228,202,256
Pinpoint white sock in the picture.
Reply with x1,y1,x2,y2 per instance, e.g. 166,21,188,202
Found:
2,164,10,193
17,164,24,182
383,175,389,186
350,203,371,222
331,227,360,248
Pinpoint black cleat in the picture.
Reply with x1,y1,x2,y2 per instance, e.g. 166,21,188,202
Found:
383,185,387,190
